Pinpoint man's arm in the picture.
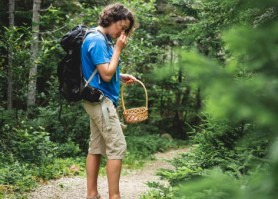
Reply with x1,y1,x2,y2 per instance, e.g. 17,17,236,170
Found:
97,33,128,82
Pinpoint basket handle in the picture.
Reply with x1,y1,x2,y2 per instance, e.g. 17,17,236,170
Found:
121,80,148,112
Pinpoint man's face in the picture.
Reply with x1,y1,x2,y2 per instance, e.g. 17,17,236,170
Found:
108,19,130,39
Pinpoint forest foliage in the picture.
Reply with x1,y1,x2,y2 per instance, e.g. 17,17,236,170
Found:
0,0,277,198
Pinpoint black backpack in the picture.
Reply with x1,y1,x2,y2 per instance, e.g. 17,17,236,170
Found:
57,25,95,102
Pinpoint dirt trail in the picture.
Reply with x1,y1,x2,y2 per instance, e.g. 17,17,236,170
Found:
27,147,189,199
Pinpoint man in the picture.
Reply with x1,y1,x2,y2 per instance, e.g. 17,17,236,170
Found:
81,3,137,199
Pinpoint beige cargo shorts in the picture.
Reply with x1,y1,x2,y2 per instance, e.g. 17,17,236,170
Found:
83,97,126,160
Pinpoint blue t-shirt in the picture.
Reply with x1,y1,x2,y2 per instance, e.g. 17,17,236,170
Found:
81,30,121,106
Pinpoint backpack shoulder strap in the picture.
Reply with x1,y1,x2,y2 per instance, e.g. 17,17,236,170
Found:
84,68,98,87
83,28,96,40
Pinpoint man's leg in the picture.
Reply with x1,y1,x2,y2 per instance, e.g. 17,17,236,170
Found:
87,154,101,198
106,159,122,199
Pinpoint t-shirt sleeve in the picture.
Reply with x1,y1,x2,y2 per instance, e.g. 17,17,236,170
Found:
88,37,110,66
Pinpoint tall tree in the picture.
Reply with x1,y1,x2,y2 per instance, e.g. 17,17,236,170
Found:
7,0,15,109
27,0,41,109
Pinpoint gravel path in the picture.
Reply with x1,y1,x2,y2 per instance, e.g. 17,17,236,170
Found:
27,147,189,199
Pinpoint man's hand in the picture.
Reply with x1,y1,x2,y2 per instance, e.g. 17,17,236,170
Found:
120,74,137,84
115,32,128,52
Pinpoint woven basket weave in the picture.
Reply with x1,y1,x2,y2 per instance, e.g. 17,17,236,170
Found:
121,80,148,124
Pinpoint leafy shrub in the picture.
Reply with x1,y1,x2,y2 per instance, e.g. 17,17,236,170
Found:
55,140,82,158
124,134,180,168
0,161,37,193
140,182,174,199
31,103,90,154
156,119,273,186
173,146,278,199
1,122,57,165
34,157,85,180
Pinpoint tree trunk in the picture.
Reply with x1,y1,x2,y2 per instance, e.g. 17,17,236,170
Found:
7,0,15,109
27,0,41,109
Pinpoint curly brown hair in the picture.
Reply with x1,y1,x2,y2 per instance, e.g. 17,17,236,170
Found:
98,3,136,35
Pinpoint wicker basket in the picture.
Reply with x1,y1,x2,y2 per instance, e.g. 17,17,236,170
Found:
121,80,148,124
